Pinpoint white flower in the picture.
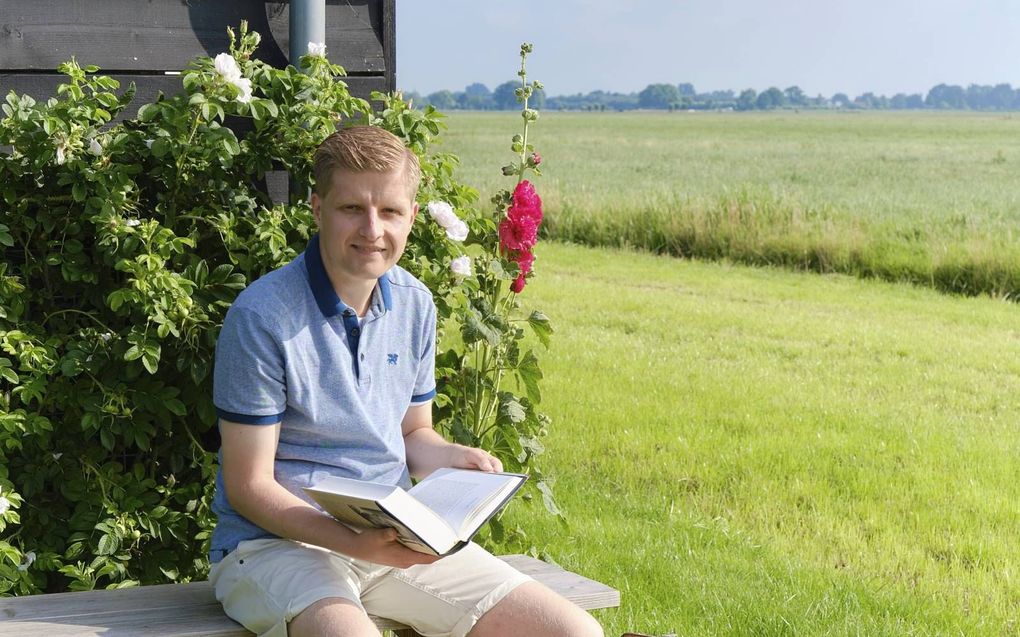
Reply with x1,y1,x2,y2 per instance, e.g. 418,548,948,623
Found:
17,551,35,572
88,137,103,156
450,256,472,277
125,218,141,227
233,77,253,103
214,53,252,103
307,41,327,57
446,219,469,242
55,143,67,165
144,139,154,149
427,201,457,226
51,452,63,460
214,53,242,82
100,332,113,342
0,497,9,515
427,201,469,242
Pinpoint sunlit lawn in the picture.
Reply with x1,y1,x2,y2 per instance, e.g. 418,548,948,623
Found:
493,242,1020,636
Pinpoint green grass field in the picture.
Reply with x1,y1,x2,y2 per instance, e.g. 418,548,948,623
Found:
437,111,1020,298
490,242,1020,636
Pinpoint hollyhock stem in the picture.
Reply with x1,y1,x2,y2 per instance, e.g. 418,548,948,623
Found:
517,48,530,187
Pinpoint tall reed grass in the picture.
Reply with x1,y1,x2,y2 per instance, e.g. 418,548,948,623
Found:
440,111,1020,299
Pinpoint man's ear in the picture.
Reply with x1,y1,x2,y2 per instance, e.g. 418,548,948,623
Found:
310,191,321,225
411,201,419,223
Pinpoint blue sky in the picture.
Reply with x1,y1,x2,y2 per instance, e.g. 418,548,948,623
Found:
396,0,1020,98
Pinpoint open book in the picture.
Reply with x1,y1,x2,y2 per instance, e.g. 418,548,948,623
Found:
303,468,527,556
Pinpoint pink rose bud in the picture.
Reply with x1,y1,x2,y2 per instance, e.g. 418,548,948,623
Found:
528,152,542,167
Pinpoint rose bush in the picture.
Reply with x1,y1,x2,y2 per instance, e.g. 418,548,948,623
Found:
0,24,553,593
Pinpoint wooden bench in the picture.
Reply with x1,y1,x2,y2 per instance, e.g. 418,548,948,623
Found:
0,555,619,636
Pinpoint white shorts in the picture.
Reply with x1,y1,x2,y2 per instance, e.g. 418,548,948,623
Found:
209,538,533,637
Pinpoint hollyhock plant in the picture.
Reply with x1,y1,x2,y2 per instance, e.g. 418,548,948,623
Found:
436,43,554,519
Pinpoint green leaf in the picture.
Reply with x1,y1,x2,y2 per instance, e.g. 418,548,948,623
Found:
536,480,565,520
498,394,527,424
97,533,119,556
527,311,553,348
142,350,159,374
123,345,142,361
99,428,114,451
462,309,501,346
150,138,170,158
517,350,543,404
165,399,186,417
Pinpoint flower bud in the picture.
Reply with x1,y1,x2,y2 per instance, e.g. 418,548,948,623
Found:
528,152,542,167
502,164,517,176
532,81,544,90
522,108,539,122
512,134,523,143
520,43,534,54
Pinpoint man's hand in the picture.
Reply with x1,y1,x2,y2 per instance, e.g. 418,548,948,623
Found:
402,403,505,477
444,443,503,473
346,527,443,569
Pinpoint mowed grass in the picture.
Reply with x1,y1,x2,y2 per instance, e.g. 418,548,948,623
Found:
436,111,1020,298
490,242,1020,636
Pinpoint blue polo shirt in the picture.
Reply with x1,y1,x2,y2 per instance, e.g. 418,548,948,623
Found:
209,234,437,560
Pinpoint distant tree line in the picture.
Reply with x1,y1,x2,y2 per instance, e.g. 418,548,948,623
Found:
406,81,1020,111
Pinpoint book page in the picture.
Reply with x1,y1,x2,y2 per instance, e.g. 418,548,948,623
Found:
408,470,522,537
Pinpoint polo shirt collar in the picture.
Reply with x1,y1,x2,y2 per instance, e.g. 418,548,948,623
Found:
304,233,394,317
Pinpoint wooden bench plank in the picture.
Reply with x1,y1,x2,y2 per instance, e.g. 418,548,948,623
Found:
0,555,618,636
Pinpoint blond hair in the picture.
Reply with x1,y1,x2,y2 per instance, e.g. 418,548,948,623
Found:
313,126,421,198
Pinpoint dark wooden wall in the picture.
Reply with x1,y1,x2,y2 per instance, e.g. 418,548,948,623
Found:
0,0,396,111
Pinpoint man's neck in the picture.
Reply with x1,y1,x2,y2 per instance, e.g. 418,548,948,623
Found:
335,280,375,317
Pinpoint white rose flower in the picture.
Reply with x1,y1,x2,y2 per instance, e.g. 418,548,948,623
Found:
55,144,67,165
427,201,469,241
233,77,253,104
125,218,141,227
446,219,469,242
450,256,472,277
88,138,103,156
17,551,35,572
214,53,242,82
307,41,327,57
427,201,457,227
0,497,10,515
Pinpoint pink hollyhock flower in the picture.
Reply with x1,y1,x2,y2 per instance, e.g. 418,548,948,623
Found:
516,249,535,276
498,180,543,252
511,273,527,293
528,151,542,167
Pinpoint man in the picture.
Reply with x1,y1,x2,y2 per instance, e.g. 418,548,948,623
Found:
208,126,602,637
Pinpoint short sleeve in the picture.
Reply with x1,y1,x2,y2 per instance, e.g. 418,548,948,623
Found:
409,300,437,406
213,306,287,424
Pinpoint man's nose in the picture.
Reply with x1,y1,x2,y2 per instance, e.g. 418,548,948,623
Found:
360,209,383,238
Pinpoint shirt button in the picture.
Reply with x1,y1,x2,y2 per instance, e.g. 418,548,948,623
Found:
343,310,353,318
351,327,360,337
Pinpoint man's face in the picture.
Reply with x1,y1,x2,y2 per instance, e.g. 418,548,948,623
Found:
311,168,418,292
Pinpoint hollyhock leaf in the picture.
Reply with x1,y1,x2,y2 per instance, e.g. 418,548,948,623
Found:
527,311,552,348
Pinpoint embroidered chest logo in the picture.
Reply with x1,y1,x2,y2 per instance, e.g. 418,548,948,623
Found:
387,353,399,365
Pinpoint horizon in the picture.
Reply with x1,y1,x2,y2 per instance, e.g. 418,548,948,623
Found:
396,0,1020,99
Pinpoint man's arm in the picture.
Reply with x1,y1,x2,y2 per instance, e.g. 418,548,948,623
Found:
219,419,439,568
401,404,503,479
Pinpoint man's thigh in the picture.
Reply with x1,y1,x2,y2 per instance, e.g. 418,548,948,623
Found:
361,543,532,637
209,538,386,637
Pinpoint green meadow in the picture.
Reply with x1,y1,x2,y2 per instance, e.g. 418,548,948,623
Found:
492,243,1020,636
438,111,1020,298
